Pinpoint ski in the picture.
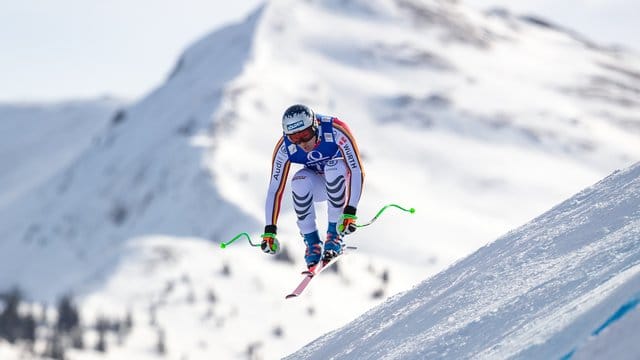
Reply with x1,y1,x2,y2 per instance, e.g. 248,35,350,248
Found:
285,273,314,299
285,246,356,299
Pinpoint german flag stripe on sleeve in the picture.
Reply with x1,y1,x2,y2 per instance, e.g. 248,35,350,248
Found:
271,161,290,224
333,119,365,207
266,138,291,225
333,121,365,176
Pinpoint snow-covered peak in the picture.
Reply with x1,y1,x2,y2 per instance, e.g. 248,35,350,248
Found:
0,11,265,301
0,99,120,210
212,0,640,267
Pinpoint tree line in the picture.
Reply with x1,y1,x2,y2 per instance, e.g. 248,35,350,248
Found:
0,288,134,359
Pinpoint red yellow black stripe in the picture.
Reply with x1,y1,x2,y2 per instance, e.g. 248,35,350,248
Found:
333,119,365,205
270,138,290,225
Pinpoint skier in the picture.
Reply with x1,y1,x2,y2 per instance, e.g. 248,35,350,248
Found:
261,104,365,269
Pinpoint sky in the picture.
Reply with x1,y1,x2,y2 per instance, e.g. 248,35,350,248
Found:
464,0,640,50
0,0,637,103
0,0,263,103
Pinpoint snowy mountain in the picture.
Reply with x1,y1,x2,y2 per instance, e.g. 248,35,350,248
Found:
287,161,640,359
1,0,640,359
0,99,120,210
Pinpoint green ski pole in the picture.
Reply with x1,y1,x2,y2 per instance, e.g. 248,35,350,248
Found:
220,232,261,249
222,204,415,249
356,203,415,228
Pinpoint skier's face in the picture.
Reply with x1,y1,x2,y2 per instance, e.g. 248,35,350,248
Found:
298,135,317,152
288,126,315,144
288,127,317,151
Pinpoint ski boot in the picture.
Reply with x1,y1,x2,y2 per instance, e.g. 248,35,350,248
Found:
303,231,322,269
323,222,343,263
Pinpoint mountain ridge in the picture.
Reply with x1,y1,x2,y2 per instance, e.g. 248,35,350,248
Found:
0,9,264,301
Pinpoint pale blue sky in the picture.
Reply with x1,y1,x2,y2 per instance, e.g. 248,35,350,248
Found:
465,0,639,51
0,0,263,102
0,0,636,103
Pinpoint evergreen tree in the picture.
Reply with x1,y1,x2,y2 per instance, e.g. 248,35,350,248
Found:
71,327,84,349
95,327,107,353
149,305,157,326
22,312,37,344
124,309,134,332
43,330,65,360
207,289,217,304
156,328,166,355
39,302,49,327
95,317,108,353
0,288,22,343
56,294,80,333
220,263,231,277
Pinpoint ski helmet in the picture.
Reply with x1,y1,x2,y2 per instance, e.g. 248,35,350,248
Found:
282,104,316,135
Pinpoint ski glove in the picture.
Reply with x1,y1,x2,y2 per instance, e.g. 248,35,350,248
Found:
338,206,358,236
261,225,279,254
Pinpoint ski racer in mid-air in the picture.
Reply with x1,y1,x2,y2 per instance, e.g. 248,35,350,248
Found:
261,104,365,269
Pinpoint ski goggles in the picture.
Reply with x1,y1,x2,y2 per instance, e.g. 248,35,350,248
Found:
287,126,316,144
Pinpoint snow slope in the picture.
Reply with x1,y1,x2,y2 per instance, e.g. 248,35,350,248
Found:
0,0,640,359
210,0,640,268
0,99,119,209
287,161,640,359
0,9,263,301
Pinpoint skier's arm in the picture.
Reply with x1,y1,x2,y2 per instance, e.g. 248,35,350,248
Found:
264,138,291,234
333,119,365,212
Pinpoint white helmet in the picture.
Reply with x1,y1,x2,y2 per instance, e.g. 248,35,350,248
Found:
282,104,316,135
